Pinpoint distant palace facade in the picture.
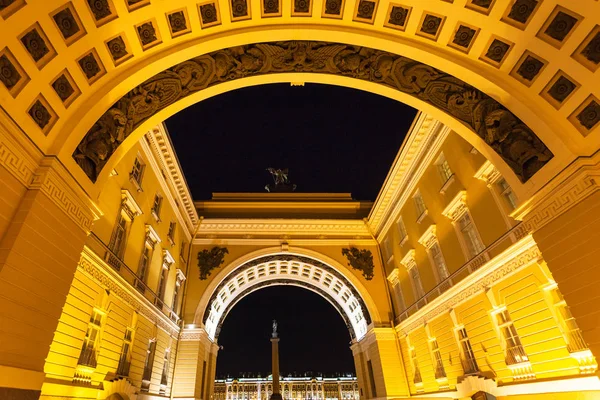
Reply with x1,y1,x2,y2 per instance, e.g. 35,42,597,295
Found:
213,375,359,400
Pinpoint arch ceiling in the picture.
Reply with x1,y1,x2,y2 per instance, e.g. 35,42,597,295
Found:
0,0,598,194
200,254,373,341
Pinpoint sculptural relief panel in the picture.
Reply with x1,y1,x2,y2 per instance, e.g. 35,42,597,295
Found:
72,41,554,184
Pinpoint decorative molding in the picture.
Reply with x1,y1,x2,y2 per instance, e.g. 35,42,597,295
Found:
30,158,102,233
400,249,416,270
197,246,228,280
163,249,175,265
341,247,375,280
176,268,186,281
79,246,180,337
145,224,161,245
0,115,40,187
196,219,371,239
512,151,600,234
73,41,552,184
417,225,437,248
386,268,400,285
143,124,199,233
441,190,468,220
202,254,371,341
395,235,541,335
180,328,206,341
369,115,450,237
121,189,143,217
474,159,502,185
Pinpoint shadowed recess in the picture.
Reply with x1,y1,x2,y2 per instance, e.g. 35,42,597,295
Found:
216,285,355,377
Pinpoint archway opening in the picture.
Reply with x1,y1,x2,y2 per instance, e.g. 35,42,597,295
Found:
216,285,355,378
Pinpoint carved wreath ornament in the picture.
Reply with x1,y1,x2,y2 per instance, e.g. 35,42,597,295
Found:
342,247,374,280
74,41,553,184
197,246,228,280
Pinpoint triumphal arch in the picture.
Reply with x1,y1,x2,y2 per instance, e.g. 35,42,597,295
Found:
1,0,600,398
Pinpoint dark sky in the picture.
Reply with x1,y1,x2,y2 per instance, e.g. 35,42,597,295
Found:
166,83,417,201
215,285,355,377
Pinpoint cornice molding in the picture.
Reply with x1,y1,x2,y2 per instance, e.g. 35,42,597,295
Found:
30,158,102,233
368,114,450,238
512,151,600,234
142,124,198,237
417,225,438,248
441,191,468,221
195,219,372,239
79,246,180,337
395,235,541,336
0,110,102,233
400,249,417,270
121,189,143,217
387,268,400,285
474,160,502,186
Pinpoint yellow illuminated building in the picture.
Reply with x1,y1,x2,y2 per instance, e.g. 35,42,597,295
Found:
213,375,359,400
1,0,600,399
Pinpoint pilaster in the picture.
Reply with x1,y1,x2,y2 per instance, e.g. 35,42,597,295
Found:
513,151,600,365
0,157,101,399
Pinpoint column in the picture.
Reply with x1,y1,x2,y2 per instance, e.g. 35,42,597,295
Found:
0,153,100,400
270,337,282,400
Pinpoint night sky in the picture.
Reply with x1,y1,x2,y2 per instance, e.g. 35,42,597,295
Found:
166,83,417,201
215,285,355,377
167,84,417,376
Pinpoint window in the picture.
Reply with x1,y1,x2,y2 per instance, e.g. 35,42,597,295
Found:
429,338,446,379
141,339,157,391
435,153,453,185
409,266,425,299
429,242,449,282
392,282,406,314
497,178,518,211
117,326,134,376
413,191,427,222
382,236,393,262
160,349,171,393
457,212,485,258
156,264,169,306
130,156,145,191
494,309,528,365
180,241,187,260
545,284,588,353
171,270,185,318
456,327,478,374
77,309,104,368
396,217,408,244
110,213,128,257
152,194,163,222
136,245,152,292
168,222,176,246
409,345,422,384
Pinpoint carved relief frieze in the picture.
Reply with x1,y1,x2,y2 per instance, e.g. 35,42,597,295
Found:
197,246,228,280
73,41,553,184
342,247,374,280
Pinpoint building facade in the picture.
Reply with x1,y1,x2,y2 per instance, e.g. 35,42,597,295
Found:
213,375,359,400
0,110,590,400
1,1,600,392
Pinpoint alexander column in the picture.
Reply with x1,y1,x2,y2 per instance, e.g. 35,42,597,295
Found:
270,320,283,400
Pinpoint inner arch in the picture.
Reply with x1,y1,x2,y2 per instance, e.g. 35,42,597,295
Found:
202,254,373,341
73,40,553,187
